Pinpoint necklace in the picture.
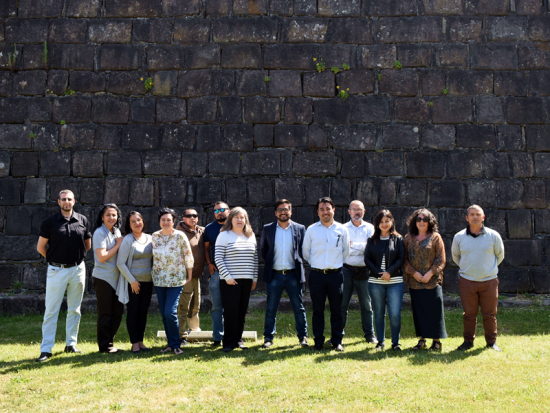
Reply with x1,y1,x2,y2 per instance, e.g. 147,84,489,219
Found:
133,233,147,244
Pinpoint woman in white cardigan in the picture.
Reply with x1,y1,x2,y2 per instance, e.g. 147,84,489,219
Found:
117,211,153,354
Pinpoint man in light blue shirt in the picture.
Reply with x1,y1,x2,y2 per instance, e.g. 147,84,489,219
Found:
342,200,377,345
260,199,308,348
302,197,350,351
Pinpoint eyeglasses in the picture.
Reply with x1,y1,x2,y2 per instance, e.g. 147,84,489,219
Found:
275,208,291,213
214,208,228,214
416,217,430,223
60,198,74,202
184,214,198,218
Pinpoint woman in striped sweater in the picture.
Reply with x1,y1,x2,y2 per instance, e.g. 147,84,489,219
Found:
215,207,258,353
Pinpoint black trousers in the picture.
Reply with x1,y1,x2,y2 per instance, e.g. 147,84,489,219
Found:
126,281,153,344
219,278,252,350
93,277,124,352
309,269,344,346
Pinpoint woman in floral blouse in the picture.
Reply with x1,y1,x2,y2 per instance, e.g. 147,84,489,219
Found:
403,209,447,351
152,208,194,355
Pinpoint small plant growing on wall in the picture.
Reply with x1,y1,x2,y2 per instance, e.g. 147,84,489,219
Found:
313,58,326,73
29,132,35,139
264,76,270,82
377,73,382,81
443,88,448,95
64,88,75,96
142,77,153,91
342,63,350,70
7,44,18,73
337,86,349,99
394,60,402,69
42,41,48,71
60,120,66,125
331,66,340,74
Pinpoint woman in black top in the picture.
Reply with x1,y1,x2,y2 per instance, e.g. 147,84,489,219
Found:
364,209,405,351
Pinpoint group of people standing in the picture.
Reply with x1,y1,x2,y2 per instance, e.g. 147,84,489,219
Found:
35,189,505,362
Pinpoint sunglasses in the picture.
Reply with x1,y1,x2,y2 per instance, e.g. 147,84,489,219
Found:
214,208,228,213
275,208,290,213
416,217,430,223
184,214,198,218
60,198,74,202
159,208,175,214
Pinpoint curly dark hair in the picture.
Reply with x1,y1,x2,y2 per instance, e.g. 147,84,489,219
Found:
406,208,439,236
95,203,122,231
158,207,177,225
124,211,146,235
371,209,400,245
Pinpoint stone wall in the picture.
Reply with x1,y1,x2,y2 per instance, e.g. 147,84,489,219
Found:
0,0,549,297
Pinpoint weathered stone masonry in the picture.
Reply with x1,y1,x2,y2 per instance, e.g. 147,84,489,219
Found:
0,0,549,302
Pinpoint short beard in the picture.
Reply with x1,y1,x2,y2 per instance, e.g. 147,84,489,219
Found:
278,215,290,222
351,216,362,222
216,216,227,223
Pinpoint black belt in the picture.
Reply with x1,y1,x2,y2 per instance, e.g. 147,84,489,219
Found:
49,262,80,269
344,264,367,272
311,267,341,274
273,269,295,275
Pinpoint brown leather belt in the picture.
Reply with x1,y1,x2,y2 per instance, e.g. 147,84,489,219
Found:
49,262,80,269
273,269,295,275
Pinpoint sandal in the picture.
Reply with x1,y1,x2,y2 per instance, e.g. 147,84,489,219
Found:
429,341,442,351
160,346,172,353
173,348,184,355
412,339,427,350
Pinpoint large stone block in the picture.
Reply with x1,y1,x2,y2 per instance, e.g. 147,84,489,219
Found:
212,17,278,43
12,152,39,177
0,235,41,260
129,179,155,206
405,153,445,178
268,70,302,97
525,126,549,151
52,97,91,124
374,17,443,43
305,178,330,205
465,0,509,15
471,44,518,70
32,124,58,151
14,70,46,96
432,97,472,123
505,97,546,124
330,179,352,206
264,44,318,70
143,151,181,176
394,98,430,122
196,180,224,204
46,70,69,95
379,69,419,96
0,265,21,290
72,151,103,177
242,152,280,175
107,71,147,96
476,96,504,124
319,44,353,68
209,152,240,175
186,45,220,69
245,97,281,123
59,124,95,148
467,180,496,207
429,181,465,208
361,45,397,69
52,44,95,70
336,71,373,95
160,178,187,207
64,0,100,17
270,0,293,16
483,152,511,178
303,71,335,98
24,178,46,205
439,44,469,69
0,152,10,177
397,44,434,67
529,70,550,97
156,98,186,123
247,179,273,205
281,18,328,43
498,125,523,151
529,17,550,42
313,99,350,124
448,152,483,178
516,0,544,15
523,179,546,208
341,152,365,178
253,124,273,147
309,124,328,149
211,70,235,96
27,98,51,123
173,18,210,44
147,45,185,70
494,71,528,97
178,70,213,98
534,153,550,178
326,17,371,44
380,124,420,149
188,96,217,123
237,70,266,96
419,0,463,14
318,0,360,16
5,19,49,43
0,178,20,205
97,45,142,71
511,153,534,178
0,98,26,124
284,98,312,124
0,72,10,97
399,179,427,206
92,96,130,124
217,96,242,124
223,124,254,151
107,152,142,175
162,0,199,15
196,125,220,152
89,19,132,43
69,71,106,93
351,96,391,123
105,0,161,17
534,210,550,233
133,18,172,43
328,124,376,150
161,125,196,150
448,70,493,96
151,71,178,96
507,209,532,239
518,43,550,70
181,152,207,176
367,152,404,177
293,152,337,177
122,125,159,150
456,125,495,149
9,206,34,234
364,0,417,16
80,178,103,205
294,0,317,15
488,17,528,41
0,125,32,149
130,98,155,124
274,178,304,206
274,125,307,148
497,180,523,209
40,151,71,176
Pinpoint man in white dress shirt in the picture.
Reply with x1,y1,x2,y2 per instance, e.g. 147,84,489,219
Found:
302,197,350,351
341,200,377,345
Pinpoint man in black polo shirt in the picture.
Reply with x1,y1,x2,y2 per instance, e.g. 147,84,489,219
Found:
35,189,92,362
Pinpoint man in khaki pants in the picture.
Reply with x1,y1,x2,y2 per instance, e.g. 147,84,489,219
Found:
176,208,206,345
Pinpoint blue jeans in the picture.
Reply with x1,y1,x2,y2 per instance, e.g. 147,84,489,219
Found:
155,285,184,350
263,270,308,342
341,267,375,339
209,272,224,342
368,282,404,346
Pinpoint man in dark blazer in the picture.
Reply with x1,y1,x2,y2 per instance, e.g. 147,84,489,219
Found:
260,199,308,348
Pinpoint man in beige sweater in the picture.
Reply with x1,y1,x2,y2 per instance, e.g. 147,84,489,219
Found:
176,208,206,345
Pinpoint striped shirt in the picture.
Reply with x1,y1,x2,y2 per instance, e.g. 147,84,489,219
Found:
369,237,403,285
215,230,258,281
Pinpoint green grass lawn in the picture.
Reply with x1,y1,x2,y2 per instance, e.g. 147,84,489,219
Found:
1,307,550,412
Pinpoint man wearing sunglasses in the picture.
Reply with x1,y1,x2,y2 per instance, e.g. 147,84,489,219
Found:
35,190,92,362
203,202,231,346
260,199,308,349
176,208,206,345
